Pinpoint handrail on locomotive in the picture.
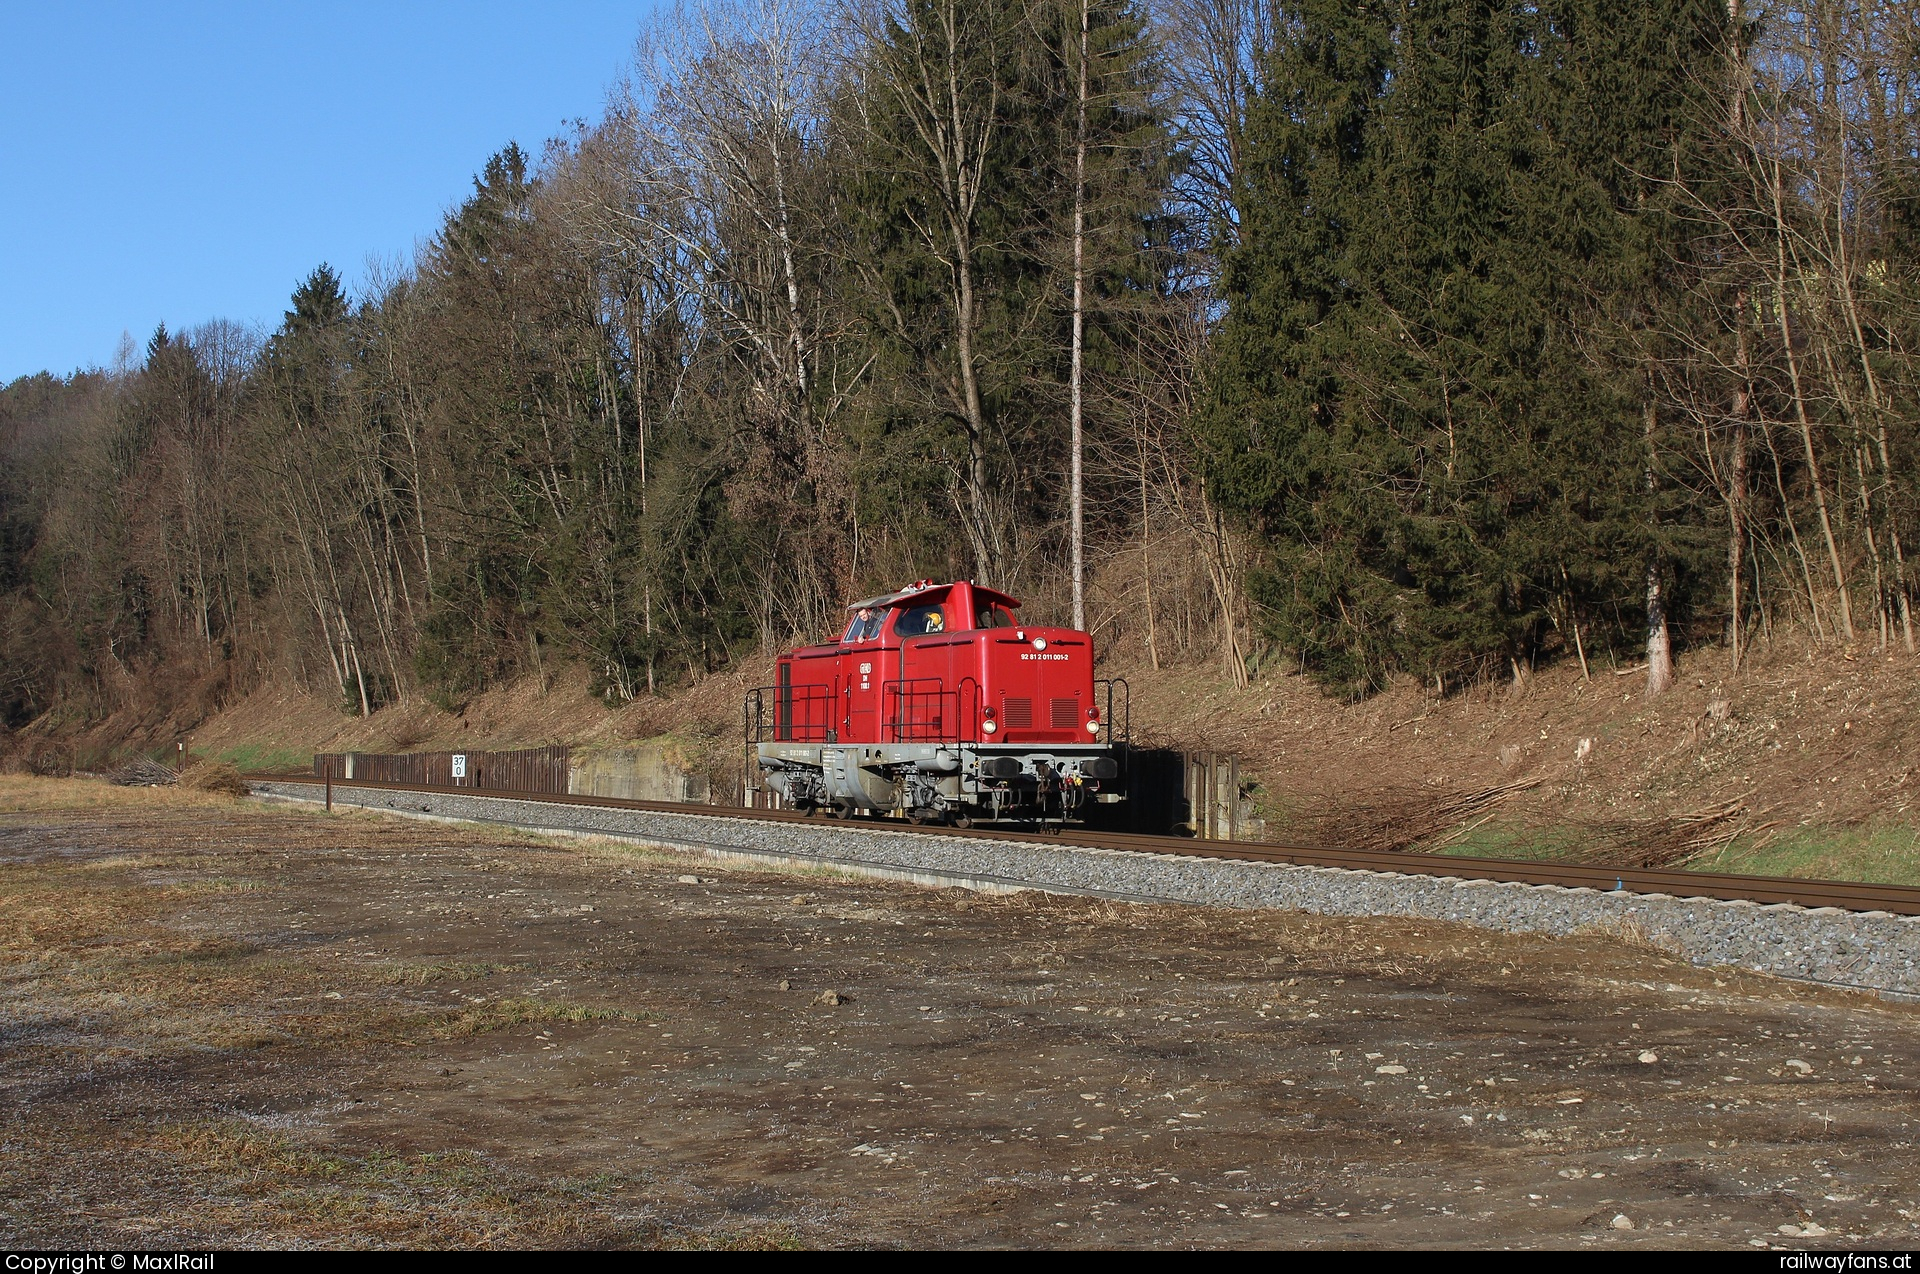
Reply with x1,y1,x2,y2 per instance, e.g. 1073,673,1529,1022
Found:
746,675,1126,750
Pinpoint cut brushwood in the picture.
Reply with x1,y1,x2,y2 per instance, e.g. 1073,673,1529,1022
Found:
1568,798,1754,870
1302,778,1543,853
108,759,178,787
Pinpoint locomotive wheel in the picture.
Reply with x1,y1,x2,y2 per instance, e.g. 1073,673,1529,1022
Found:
947,810,973,829
829,800,855,820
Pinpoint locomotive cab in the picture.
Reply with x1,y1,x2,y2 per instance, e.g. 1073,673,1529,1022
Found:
747,580,1126,824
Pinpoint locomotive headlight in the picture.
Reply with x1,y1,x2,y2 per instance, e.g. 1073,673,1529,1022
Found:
1086,719,1101,734
982,720,998,735
1031,637,1048,651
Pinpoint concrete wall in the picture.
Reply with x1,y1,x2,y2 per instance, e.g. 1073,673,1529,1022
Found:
1111,747,1264,840
568,739,712,804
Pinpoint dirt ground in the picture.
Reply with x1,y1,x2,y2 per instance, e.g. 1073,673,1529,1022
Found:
3,778,1918,1250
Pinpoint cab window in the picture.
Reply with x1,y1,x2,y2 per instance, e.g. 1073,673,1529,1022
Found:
895,605,947,637
842,609,884,642
976,605,1015,629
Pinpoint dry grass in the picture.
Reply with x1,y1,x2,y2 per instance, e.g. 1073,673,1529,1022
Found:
182,660,773,770
379,960,522,986
1,794,506,1057
131,1122,806,1249
438,997,643,1037
0,774,240,812
184,760,252,797
1565,914,1668,951
0,862,176,955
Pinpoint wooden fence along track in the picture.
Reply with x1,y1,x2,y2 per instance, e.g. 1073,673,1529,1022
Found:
311,747,569,794
251,774,1920,918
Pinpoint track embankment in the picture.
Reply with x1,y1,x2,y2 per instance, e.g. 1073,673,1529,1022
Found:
252,777,1920,1000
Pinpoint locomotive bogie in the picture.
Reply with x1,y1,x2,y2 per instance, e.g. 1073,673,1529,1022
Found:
756,742,1120,822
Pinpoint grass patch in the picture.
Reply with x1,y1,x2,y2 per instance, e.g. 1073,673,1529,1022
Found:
138,938,264,966
77,852,192,871
1431,816,1920,885
209,743,312,774
1429,821,1572,862
1566,915,1668,950
0,775,257,813
0,865,179,953
442,997,644,1037
139,1121,729,1247
380,960,520,986
1689,821,1920,885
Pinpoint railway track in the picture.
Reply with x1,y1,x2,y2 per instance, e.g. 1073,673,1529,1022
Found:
250,773,1920,917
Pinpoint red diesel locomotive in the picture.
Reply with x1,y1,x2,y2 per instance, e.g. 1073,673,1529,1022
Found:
746,580,1126,824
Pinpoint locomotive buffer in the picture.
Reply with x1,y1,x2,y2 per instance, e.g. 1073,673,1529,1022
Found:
745,580,1126,826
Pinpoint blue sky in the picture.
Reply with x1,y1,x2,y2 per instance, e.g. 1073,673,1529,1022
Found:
1,2,661,382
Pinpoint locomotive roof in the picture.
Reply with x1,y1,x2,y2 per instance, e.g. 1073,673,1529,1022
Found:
844,580,1020,611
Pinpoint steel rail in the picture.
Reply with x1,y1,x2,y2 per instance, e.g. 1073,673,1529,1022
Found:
250,774,1920,917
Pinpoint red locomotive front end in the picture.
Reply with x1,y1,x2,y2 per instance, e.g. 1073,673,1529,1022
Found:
747,581,1126,824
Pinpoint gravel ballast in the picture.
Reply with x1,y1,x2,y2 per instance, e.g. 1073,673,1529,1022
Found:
253,780,1920,1000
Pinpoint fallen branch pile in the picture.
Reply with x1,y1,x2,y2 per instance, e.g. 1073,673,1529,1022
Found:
1567,798,1751,870
108,759,178,787
1301,778,1543,853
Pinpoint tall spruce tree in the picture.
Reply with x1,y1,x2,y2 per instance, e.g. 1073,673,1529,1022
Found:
1202,0,1729,695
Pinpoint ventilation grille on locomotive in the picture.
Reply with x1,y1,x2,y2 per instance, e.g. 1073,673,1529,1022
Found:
1001,696,1033,728
1050,697,1080,729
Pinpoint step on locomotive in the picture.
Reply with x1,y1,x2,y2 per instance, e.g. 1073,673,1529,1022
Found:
745,580,1127,825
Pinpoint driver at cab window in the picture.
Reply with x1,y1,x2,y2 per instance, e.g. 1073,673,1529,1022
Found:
843,608,883,642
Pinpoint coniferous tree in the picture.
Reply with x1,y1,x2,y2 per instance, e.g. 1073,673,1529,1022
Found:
1203,0,1730,695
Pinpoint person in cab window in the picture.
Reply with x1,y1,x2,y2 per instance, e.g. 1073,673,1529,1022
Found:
898,605,943,636
976,605,1014,629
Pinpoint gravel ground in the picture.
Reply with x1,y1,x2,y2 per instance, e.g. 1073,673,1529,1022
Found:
11,781,1920,1250
255,783,1920,1000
